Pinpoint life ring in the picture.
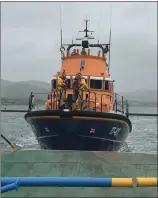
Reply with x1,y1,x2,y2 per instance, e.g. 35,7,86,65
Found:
60,46,65,52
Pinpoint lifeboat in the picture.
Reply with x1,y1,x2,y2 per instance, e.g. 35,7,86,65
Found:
25,20,132,151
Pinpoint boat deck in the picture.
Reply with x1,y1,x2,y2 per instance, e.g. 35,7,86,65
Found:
1,150,157,197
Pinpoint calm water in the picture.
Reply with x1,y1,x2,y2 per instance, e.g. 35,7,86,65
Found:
1,105,157,154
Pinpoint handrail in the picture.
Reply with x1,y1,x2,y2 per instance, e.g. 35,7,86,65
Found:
113,93,127,115
1,177,157,192
1,177,133,187
28,89,129,116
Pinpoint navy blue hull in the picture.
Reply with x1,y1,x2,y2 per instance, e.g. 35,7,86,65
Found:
25,110,132,151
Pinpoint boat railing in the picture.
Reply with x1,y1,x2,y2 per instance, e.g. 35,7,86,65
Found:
28,92,51,111
113,93,129,117
28,90,129,117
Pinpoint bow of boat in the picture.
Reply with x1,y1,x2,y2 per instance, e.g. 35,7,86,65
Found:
25,110,132,151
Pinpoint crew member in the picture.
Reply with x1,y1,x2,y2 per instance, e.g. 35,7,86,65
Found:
78,73,88,110
57,70,68,109
56,72,63,91
81,48,87,55
61,71,68,100
72,73,81,101
80,76,88,90
71,49,77,56
72,73,88,110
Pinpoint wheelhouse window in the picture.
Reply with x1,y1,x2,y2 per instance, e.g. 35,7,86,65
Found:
104,80,113,90
90,80,102,89
51,79,56,89
105,80,109,90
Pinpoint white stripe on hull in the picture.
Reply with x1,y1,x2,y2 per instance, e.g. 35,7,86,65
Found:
38,134,58,139
78,135,123,143
37,134,124,143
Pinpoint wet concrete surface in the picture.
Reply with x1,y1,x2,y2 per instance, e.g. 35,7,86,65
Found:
1,150,157,197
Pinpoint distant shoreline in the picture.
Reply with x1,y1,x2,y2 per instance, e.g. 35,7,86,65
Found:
1,98,44,106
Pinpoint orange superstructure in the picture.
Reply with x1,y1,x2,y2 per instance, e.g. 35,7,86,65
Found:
45,20,114,113
61,52,107,75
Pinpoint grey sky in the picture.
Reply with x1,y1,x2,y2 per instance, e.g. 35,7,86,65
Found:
1,2,157,92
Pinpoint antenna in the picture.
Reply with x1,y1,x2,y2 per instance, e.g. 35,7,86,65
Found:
77,20,95,40
98,6,102,44
60,4,63,48
60,4,62,45
108,5,112,74
59,4,66,60
60,29,62,48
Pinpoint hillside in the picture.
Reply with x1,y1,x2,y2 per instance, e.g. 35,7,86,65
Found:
18,80,51,90
1,79,50,99
119,89,157,103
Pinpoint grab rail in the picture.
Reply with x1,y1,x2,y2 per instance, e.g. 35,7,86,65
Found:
28,89,129,116
1,177,157,193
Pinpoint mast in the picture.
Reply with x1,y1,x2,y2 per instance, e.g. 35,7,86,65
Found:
85,19,89,37
108,28,111,74
60,29,63,50
60,4,62,50
59,4,65,59
108,5,112,74
61,19,111,58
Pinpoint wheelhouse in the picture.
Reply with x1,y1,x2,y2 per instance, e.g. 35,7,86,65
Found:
51,75,113,91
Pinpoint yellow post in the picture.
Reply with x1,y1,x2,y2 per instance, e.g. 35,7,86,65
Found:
112,178,133,187
11,144,16,152
136,177,157,187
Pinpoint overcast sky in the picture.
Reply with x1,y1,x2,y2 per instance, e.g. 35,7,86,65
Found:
1,2,157,92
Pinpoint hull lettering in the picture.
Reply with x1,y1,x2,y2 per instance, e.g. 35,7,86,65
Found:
109,127,121,137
